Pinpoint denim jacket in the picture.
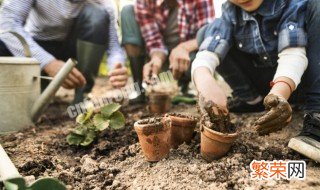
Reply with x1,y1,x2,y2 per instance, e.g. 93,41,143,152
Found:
199,0,308,67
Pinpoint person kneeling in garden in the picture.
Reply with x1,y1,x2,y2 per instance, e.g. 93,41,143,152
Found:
192,0,320,162
121,0,215,104
0,0,128,103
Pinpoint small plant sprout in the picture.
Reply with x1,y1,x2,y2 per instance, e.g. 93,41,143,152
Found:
67,103,125,146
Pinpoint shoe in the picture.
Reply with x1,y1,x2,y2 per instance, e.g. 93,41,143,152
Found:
228,96,265,113
128,56,146,105
74,40,106,104
288,112,320,162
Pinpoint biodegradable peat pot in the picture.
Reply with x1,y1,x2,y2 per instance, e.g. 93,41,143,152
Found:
148,93,172,114
134,117,171,162
165,113,197,149
200,125,238,162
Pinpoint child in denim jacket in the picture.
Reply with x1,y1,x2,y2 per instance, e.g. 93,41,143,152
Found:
192,0,320,162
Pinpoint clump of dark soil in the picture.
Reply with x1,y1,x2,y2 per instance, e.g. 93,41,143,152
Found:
202,100,236,134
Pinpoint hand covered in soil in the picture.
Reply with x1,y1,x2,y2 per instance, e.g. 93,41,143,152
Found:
198,95,234,133
44,59,86,89
169,44,190,80
193,67,228,112
255,94,292,135
109,63,128,88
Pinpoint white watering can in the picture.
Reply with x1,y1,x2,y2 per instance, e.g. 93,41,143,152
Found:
0,32,76,134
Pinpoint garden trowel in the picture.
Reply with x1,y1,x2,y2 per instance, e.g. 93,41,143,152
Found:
0,144,66,190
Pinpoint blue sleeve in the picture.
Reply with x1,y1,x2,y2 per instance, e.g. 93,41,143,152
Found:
278,0,308,52
198,3,234,60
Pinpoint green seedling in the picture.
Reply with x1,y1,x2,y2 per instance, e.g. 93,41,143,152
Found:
3,177,65,190
67,103,125,146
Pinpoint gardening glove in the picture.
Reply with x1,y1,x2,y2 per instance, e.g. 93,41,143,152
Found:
255,94,292,135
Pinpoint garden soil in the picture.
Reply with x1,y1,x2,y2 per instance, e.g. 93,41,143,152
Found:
0,78,319,190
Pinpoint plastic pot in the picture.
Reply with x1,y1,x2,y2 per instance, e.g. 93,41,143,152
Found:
134,117,171,162
148,93,172,114
200,125,238,162
165,113,197,149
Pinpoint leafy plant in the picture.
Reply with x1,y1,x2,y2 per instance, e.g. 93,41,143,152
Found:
67,103,125,146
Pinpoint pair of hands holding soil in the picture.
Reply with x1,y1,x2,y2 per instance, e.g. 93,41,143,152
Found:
199,94,292,135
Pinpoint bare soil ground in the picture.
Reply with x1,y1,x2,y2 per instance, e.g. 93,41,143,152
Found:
0,78,319,190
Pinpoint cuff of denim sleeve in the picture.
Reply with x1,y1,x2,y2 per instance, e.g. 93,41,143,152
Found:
150,48,169,56
199,36,230,60
191,50,220,83
278,27,307,52
274,47,308,89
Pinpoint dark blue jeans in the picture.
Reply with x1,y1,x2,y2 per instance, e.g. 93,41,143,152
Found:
0,4,110,91
216,0,320,112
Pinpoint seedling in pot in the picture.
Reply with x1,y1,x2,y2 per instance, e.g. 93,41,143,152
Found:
67,103,125,146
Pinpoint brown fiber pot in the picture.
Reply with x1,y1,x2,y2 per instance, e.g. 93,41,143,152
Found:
200,125,238,162
148,93,172,114
165,113,197,149
134,117,171,162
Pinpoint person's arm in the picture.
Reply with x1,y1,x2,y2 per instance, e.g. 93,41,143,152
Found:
105,6,126,70
0,0,86,89
0,0,55,68
270,47,308,99
169,0,215,80
135,0,167,57
192,50,228,112
256,47,308,135
103,6,128,88
169,39,198,79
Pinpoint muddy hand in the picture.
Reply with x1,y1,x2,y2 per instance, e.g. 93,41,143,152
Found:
198,95,229,133
255,94,292,135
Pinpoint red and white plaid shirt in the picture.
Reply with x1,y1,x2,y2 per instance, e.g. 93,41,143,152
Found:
135,0,215,55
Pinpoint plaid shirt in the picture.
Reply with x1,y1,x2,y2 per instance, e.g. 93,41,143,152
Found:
199,0,308,67
135,0,215,55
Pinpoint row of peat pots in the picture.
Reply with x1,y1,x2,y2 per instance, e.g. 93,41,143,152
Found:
134,113,239,162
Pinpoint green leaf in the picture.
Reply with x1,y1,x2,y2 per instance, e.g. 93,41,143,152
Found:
67,133,85,146
76,109,94,124
109,111,125,129
101,103,121,118
73,125,87,136
93,114,110,131
80,130,97,146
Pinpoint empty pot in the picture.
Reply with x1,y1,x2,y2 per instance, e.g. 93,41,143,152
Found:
134,117,171,162
165,113,197,149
